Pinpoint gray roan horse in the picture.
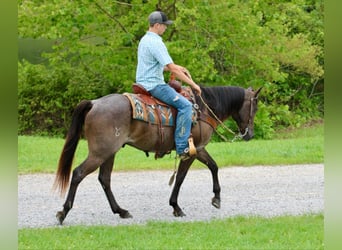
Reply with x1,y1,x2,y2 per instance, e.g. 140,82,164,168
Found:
53,85,261,225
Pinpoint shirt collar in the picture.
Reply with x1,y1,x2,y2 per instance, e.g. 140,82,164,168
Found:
146,31,161,39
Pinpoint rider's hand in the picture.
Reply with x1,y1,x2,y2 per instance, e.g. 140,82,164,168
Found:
192,83,202,96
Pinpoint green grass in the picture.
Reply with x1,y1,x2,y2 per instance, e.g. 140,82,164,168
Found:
19,214,323,250
18,122,323,174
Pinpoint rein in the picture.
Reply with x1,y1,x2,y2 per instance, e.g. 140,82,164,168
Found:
198,94,256,142
176,72,253,142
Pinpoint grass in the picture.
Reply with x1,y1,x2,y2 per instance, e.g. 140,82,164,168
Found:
19,214,323,250
18,122,323,174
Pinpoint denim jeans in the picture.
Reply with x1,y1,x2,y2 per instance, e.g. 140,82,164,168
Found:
150,84,193,154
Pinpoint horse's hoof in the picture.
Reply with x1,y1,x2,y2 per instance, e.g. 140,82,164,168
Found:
56,211,65,225
120,210,133,219
173,210,186,217
212,197,221,209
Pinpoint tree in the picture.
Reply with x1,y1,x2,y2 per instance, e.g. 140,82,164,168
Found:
18,0,324,137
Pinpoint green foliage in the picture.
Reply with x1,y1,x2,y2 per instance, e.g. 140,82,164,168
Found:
18,60,105,135
18,0,324,138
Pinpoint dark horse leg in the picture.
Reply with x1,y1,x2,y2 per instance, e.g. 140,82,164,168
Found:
169,157,196,217
169,148,221,217
196,148,221,209
56,156,103,225
98,154,132,218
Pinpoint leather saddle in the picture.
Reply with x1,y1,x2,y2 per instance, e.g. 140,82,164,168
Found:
132,80,193,105
124,81,197,159
129,80,197,126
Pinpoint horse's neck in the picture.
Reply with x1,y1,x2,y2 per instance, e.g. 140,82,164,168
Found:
202,86,243,121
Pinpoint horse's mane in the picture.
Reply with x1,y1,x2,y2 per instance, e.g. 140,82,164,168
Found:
196,86,245,120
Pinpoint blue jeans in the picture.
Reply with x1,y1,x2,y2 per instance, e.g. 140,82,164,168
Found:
150,84,193,154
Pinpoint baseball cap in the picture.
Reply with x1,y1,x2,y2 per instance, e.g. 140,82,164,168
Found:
148,11,173,25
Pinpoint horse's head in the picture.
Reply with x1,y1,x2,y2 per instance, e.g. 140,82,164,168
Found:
232,87,262,141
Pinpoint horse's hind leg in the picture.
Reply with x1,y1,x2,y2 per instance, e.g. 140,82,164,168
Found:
196,148,221,209
56,156,102,225
98,154,132,219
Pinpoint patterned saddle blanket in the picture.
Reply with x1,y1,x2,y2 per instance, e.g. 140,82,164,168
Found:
123,85,197,127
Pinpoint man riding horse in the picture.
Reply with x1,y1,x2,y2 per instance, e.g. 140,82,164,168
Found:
53,10,262,225
136,11,201,160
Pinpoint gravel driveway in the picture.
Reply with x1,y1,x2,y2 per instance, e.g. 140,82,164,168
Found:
18,164,324,228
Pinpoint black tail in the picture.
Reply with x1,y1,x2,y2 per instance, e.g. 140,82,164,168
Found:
53,100,93,195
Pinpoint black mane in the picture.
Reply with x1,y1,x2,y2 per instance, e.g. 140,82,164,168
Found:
196,86,245,120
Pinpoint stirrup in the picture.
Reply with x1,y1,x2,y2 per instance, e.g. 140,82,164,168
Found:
188,137,197,156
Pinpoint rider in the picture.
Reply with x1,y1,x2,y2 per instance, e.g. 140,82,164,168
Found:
136,10,202,160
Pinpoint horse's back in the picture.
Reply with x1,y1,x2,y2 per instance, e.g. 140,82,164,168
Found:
91,93,129,109
88,93,131,122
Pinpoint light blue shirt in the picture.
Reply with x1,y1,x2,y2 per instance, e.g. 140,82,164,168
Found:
136,31,173,91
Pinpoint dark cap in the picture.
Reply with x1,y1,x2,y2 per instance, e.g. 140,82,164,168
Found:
148,11,173,25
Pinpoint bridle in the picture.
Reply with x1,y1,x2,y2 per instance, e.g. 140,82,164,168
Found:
198,93,257,142
181,71,258,141
238,95,258,139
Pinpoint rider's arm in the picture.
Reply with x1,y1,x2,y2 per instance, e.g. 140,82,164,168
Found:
166,63,201,95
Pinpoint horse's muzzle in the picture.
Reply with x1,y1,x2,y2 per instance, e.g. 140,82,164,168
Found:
239,127,253,141
243,133,253,141
242,129,254,141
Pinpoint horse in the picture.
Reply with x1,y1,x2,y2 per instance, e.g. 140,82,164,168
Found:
53,85,262,224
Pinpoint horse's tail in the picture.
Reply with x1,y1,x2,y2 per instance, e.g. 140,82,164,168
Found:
53,100,93,196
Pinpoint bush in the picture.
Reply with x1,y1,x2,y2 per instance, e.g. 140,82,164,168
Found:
18,0,323,139
18,60,105,136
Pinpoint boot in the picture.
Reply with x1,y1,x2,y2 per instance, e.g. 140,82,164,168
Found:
188,136,197,156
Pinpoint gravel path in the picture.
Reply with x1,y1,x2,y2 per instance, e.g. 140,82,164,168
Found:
18,164,324,228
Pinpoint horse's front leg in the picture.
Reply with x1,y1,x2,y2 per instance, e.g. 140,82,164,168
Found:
169,157,195,217
98,154,132,219
196,148,221,209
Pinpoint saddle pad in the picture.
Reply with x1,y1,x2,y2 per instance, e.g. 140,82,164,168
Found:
124,93,175,126
124,93,197,127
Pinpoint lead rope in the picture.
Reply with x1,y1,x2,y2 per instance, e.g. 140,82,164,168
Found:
180,71,232,136
186,70,241,141
168,158,178,186
198,95,244,142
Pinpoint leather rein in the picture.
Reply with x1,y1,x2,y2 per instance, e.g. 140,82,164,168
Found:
197,93,257,142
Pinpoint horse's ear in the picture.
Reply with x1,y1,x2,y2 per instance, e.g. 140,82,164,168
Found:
255,87,263,97
247,86,253,91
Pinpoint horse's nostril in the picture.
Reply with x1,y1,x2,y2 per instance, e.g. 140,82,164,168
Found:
243,133,254,141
